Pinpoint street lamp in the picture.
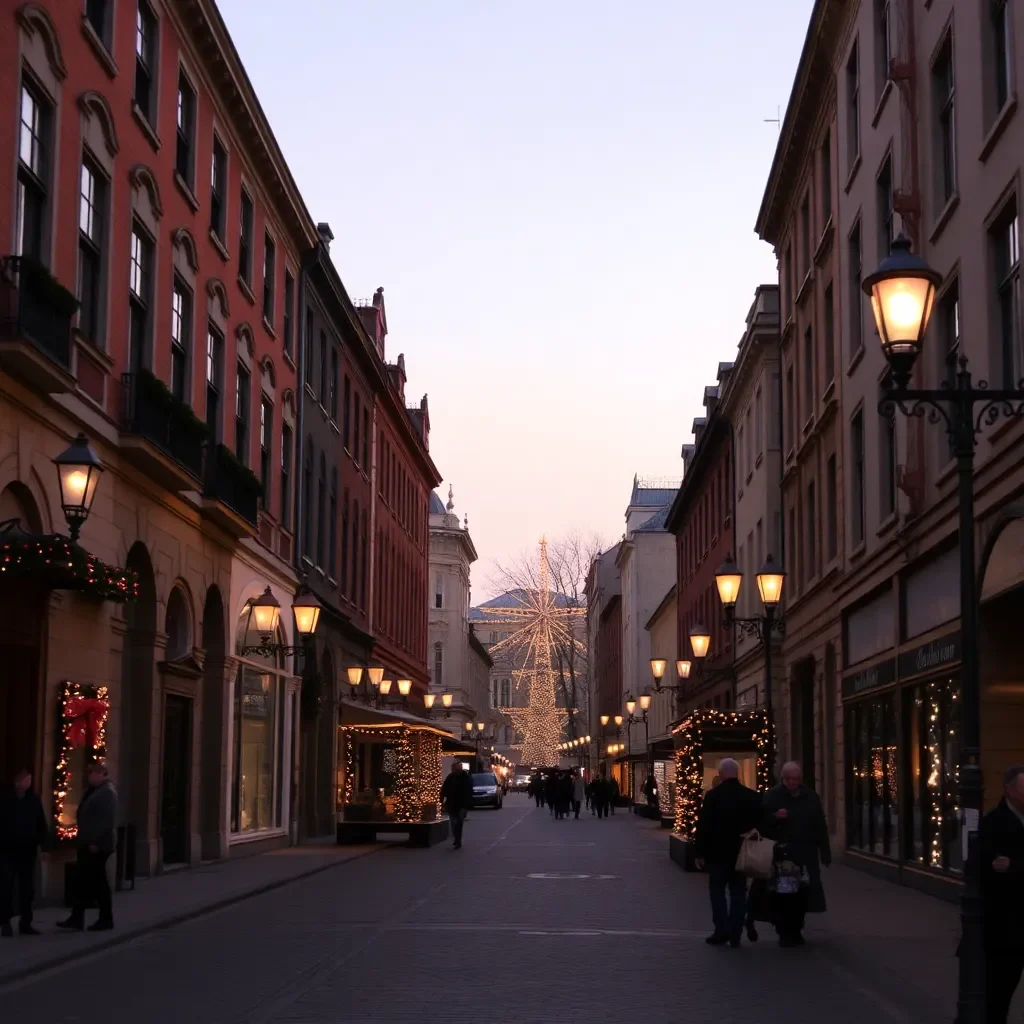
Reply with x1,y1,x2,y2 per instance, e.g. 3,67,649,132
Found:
240,585,321,660
54,434,104,542
625,692,651,801
864,234,1022,1024
424,693,436,710
688,623,711,660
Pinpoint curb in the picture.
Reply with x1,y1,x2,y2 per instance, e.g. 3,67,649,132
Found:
0,845,383,989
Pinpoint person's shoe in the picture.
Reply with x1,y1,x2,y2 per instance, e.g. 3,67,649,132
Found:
56,917,84,931
705,932,728,946
728,936,742,948
1,922,12,938
793,933,805,946
19,925,40,936
86,920,113,932
746,922,758,942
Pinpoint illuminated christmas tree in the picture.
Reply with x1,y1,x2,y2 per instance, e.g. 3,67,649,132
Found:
483,539,585,766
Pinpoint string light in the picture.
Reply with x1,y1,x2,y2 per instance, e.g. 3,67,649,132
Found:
53,680,110,840
671,708,772,838
0,535,137,602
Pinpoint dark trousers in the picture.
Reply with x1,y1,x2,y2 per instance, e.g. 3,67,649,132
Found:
595,801,608,819
534,795,542,807
0,849,36,927
573,800,581,818
450,809,466,847
708,863,747,940
610,800,616,814
986,948,1024,1024
71,849,113,923
773,890,807,941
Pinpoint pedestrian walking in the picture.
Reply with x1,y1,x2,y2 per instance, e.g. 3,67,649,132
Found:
760,761,831,948
572,771,586,819
556,772,572,820
979,763,1024,1024
0,768,49,937
694,757,762,948
545,773,558,815
57,761,118,932
592,772,610,819
644,773,659,812
440,761,473,849
609,776,619,813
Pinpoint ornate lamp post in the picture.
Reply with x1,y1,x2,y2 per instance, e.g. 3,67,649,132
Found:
240,586,323,661
864,235,1024,1024
54,434,104,541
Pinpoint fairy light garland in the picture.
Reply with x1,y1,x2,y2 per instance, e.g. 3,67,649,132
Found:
671,708,773,839
53,680,110,840
0,536,138,602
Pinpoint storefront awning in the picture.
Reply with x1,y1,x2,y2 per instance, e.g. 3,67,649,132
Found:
339,700,455,738
649,735,675,757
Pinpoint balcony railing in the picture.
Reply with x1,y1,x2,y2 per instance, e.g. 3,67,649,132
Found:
0,255,75,369
121,371,207,481
203,443,261,528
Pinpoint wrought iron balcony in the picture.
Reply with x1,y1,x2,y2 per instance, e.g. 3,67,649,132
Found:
201,443,261,535
0,255,76,392
120,371,207,489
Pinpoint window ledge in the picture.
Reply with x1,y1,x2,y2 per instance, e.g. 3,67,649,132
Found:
876,511,899,539
173,171,200,213
329,419,340,436
282,349,295,371
131,103,161,152
849,540,867,563
737,487,744,501
237,276,256,307
871,79,894,128
326,576,338,588
81,18,118,79
304,382,316,402
782,314,796,342
929,192,960,244
935,456,957,487
822,378,836,404
755,451,764,469
980,95,1018,163
209,229,230,263
846,344,865,377
803,413,816,436
844,153,862,194
262,315,276,339
300,555,314,571
796,267,814,306
814,217,834,266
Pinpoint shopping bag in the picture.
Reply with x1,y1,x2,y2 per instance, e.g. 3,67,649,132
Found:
735,829,775,880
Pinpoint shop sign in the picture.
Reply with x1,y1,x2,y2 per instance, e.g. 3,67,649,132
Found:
898,632,961,680
842,658,896,698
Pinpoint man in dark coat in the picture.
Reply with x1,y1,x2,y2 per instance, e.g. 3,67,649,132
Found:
761,761,831,947
979,764,1024,1024
591,772,609,819
440,762,474,849
0,768,48,937
694,757,762,947
58,761,119,932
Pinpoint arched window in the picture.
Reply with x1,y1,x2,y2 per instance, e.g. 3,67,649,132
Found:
302,438,313,560
316,453,326,567
328,468,338,578
433,642,443,686
165,587,191,660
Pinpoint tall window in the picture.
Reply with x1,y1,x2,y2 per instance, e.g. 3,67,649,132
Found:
846,41,860,170
880,383,898,519
937,279,960,393
239,189,254,287
754,387,763,455
874,0,891,97
210,135,227,239
129,224,152,372
175,70,196,188
304,310,314,387
205,324,223,442
351,500,360,598
353,394,362,465
433,643,443,687
991,0,1012,114
86,0,111,47
785,366,795,452
170,276,192,400
933,36,956,206
848,221,863,358
800,193,811,276
16,81,49,261
340,491,349,596
78,159,106,346
435,573,443,609
877,156,894,260
302,441,313,560
826,453,838,562
259,398,272,508
851,410,865,546
803,326,814,416
806,481,817,581
283,271,294,357
823,282,835,385
316,454,326,567
993,202,1021,385
318,330,327,401
280,423,292,529
235,364,251,465
361,509,368,609
501,678,511,706
329,470,338,578
820,128,832,225
330,347,338,421
362,407,370,468
262,232,275,324
134,1,158,123
783,244,793,319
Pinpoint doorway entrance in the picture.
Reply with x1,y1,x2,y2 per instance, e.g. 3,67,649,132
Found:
160,694,192,865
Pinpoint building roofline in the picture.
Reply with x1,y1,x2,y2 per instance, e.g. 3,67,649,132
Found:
644,584,677,632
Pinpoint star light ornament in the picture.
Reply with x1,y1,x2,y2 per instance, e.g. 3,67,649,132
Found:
484,538,586,766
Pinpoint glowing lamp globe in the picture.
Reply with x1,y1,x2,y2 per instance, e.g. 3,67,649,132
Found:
650,658,667,681
625,698,637,717
689,624,711,660
424,693,436,709
614,715,623,727
715,557,743,609
638,693,652,712
249,587,281,640
379,679,392,695
397,679,412,697
292,590,323,638
600,715,610,727
54,433,104,541
676,659,692,680
347,666,364,687
441,692,453,708
756,554,786,608
367,666,385,687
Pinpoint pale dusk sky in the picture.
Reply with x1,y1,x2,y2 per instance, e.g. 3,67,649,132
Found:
218,0,815,595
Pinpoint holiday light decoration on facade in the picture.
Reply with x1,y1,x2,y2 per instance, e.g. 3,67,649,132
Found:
54,680,110,840
483,538,585,766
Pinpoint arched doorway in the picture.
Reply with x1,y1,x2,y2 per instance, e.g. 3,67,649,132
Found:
199,585,226,860
119,542,157,873
979,518,1024,810
0,484,47,784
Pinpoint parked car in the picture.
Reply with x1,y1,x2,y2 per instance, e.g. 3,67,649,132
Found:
471,772,503,809
514,774,531,791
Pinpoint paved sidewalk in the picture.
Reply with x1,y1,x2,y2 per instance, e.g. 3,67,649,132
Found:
0,838,379,985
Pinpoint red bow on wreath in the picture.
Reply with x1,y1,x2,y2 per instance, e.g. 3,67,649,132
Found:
65,696,108,749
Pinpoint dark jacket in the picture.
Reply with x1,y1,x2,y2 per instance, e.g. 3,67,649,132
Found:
0,788,48,854
761,784,831,913
978,797,1024,951
694,777,762,866
77,781,118,853
440,771,474,814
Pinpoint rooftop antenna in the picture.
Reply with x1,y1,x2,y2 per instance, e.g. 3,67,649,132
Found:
765,105,781,132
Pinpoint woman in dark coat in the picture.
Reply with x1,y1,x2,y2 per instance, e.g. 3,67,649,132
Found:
759,761,831,946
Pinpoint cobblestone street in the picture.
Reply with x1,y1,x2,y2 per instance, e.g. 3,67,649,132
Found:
0,796,974,1024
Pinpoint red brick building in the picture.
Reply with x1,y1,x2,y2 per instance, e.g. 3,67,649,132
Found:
667,368,736,710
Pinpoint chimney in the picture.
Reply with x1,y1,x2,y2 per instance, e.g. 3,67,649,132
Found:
316,222,334,250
